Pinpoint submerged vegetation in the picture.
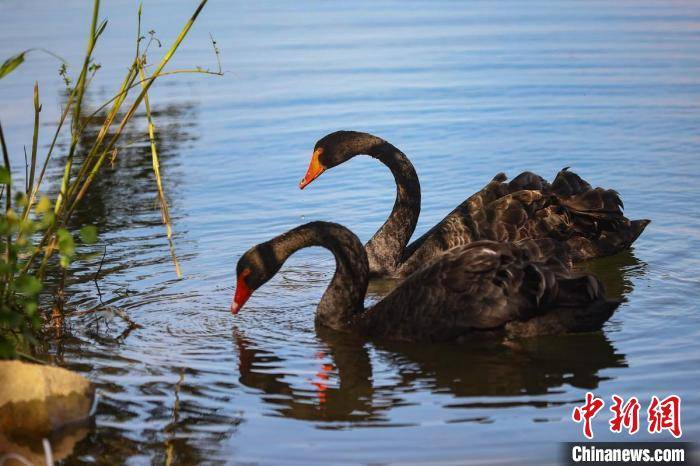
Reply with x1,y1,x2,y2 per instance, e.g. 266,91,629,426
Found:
0,0,221,357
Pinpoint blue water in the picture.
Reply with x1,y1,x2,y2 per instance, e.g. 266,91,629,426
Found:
1,0,699,464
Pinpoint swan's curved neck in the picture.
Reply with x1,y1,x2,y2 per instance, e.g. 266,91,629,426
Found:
270,222,369,330
364,141,421,276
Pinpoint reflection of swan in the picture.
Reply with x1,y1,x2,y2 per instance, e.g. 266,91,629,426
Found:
232,327,626,424
378,333,626,400
234,329,380,422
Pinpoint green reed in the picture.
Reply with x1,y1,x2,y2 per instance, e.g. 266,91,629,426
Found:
0,0,221,357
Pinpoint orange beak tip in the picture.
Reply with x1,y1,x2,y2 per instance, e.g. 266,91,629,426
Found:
300,149,325,190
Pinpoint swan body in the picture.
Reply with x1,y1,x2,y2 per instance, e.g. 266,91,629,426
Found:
231,222,619,343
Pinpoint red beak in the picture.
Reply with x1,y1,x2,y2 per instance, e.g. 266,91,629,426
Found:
299,148,326,189
231,270,253,315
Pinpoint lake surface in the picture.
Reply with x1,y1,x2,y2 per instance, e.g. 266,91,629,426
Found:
1,0,699,464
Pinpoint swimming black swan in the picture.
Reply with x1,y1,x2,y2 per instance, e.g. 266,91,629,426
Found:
231,221,619,342
299,131,650,278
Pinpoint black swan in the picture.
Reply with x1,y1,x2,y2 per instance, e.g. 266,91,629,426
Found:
231,221,620,342
299,131,650,278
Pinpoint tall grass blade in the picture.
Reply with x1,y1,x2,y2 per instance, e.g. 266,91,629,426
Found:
27,82,41,196
137,58,182,278
0,121,12,269
54,0,101,215
65,0,210,220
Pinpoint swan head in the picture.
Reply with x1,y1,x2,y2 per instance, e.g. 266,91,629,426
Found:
299,131,384,189
231,242,280,314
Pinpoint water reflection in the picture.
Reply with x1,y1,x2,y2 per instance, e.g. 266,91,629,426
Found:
574,249,648,301
0,426,90,465
57,341,242,465
65,102,197,230
50,98,200,321
382,333,626,400
235,329,381,423
233,326,626,425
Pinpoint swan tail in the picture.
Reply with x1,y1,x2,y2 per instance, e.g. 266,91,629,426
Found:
628,219,651,244
551,176,650,258
562,216,651,260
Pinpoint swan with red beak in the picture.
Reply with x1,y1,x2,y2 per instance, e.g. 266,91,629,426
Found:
229,221,620,342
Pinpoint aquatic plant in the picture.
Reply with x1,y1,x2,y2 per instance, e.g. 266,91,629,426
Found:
0,0,221,357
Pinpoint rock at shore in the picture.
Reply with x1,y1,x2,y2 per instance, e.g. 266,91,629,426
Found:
0,360,95,437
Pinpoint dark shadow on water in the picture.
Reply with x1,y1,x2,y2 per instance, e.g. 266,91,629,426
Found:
574,249,647,301
1,425,90,465
235,329,380,423
380,333,626,401
232,327,626,426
